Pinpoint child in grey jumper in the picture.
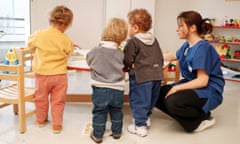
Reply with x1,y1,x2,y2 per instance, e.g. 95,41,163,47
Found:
86,18,128,143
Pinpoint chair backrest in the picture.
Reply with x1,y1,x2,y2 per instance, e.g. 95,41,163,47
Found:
18,48,35,78
0,64,23,80
0,54,25,104
0,48,35,103
0,48,34,81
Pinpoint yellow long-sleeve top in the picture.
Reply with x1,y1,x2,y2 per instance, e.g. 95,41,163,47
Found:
28,27,73,75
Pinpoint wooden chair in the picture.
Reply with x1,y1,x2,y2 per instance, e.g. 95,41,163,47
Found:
162,60,180,85
0,48,35,133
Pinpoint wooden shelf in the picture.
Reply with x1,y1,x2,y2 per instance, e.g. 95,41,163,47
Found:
209,41,240,45
213,26,240,29
212,25,240,82
221,67,240,82
221,58,240,63
224,77,240,82
221,58,240,73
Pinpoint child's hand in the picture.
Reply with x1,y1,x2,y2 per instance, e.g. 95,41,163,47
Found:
73,44,81,49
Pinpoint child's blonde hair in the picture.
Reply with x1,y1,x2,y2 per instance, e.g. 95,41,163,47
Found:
49,5,73,28
101,18,128,45
127,8,152,32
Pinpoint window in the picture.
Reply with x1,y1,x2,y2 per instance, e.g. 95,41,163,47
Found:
0,0,29,62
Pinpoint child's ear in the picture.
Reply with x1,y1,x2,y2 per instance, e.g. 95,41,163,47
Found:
132,24,140,33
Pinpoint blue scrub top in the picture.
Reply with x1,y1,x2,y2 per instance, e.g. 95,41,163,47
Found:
175,40,225,113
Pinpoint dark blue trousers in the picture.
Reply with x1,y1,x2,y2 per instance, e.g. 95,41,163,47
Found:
129,76,161,126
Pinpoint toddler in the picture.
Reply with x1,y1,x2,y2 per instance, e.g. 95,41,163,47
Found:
86,18,128,143
124,8,164,137
27,5,74,134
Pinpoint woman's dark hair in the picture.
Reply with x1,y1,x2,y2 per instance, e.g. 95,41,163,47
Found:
177,10,213,36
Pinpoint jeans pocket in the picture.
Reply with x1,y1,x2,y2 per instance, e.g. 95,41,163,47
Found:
92,87,108,107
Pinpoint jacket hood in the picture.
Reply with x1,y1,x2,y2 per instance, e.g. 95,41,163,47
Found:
134,32,155,45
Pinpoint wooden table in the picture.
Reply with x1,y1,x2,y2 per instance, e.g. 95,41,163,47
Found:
66,50,172,102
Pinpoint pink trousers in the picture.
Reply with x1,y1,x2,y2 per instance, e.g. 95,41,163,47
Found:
34,73,67,126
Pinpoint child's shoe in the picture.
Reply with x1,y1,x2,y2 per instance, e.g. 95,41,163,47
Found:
127,124,147,137
111,133,121,139
53,125,62,134
90,131,103,143
36,121,45,128
36,119,48,128
132,118,151,129
146,117,151,128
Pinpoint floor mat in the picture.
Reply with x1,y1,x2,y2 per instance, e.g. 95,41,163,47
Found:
82,121,112,136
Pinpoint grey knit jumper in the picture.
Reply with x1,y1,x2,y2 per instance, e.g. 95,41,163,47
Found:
86,41,125,90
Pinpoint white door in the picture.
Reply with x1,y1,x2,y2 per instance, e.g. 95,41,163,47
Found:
105,0,155,32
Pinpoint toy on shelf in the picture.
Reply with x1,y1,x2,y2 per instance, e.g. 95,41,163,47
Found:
213,34,220,42
226,36,233,43
225,46,231,59
233,38,240,43
215,45,227,58
210,18,216,26
2,48,19,74
233,19,240,27
224,20,229,27
215,44,232,59
219,36,226,43
222,17,240,28
206,34,214,41
3,48,19,65
234,50,240,59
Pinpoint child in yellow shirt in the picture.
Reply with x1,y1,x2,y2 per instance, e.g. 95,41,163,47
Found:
27,5,74,134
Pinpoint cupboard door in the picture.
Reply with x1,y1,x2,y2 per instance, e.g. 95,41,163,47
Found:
105,0,130,23
105,0,155,32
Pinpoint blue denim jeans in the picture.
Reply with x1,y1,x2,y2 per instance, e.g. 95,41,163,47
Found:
92,86,124,138
129,76,161,126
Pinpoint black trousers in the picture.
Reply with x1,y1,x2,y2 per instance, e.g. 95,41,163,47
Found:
155,85,210,132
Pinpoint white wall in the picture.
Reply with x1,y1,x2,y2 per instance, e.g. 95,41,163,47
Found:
30,0,240,51
30,0,105,49
154,0,240,52
154,0,188,53
30,0,156,49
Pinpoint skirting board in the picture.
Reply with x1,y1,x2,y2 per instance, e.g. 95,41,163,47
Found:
66,94,129,102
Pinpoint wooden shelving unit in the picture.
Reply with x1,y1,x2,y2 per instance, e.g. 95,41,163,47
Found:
213,26,240,29
210,26,240,82
209,41,240,46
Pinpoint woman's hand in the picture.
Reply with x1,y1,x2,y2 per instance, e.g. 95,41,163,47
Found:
165,69,209,98
165,86,178,98
164,52,177,61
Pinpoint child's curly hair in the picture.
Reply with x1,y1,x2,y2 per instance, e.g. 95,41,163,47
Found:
127,8,152,32
101,18,128,45
49,5,73,27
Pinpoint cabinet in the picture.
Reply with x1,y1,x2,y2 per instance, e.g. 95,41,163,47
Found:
208,26,240,82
